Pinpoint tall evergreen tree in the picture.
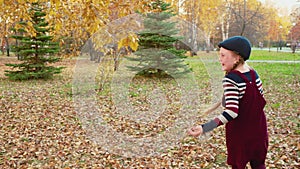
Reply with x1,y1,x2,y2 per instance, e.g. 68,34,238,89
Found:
5,2,63,80
128,0,190,76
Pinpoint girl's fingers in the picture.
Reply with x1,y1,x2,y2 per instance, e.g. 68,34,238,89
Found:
192,125,201,131
187,129,200,136
187,128,194,134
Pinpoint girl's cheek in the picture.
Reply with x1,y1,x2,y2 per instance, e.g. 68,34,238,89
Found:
219,56,224,62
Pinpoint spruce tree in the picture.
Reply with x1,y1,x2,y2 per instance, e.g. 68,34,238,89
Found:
5,2,63,80
128,0,190,77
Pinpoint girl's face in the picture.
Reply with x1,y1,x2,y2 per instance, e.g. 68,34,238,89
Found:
219,47,240,72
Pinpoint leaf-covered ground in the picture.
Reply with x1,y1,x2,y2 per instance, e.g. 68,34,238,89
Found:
0,54,299,168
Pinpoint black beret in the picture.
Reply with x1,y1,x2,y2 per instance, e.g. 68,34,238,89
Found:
218,36,251,61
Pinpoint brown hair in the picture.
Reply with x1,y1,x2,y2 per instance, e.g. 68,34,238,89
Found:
227,52,245,73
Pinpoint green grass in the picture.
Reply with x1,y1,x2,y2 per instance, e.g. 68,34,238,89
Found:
250,62,300,75
249,62,300,84
250,50,300,61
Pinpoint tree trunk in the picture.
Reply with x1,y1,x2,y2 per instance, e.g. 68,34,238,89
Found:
205,33,211,53
240,0,247,36
5,36,9,57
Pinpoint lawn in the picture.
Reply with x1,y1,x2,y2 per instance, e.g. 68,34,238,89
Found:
0,52,299,168
250,49,300,61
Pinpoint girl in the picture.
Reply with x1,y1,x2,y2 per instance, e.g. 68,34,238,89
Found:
188,36,268,169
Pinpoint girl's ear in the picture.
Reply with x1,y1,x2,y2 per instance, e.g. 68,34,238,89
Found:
235,54,242,62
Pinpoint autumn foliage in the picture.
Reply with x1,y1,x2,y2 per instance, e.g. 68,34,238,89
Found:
1,0,299,58
0,0,300,168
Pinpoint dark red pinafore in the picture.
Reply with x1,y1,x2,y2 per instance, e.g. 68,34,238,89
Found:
225,70,268,169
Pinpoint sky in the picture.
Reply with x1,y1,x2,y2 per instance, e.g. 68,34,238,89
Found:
259,0,300,14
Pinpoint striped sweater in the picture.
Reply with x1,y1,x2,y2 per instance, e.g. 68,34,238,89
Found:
202,70,264,133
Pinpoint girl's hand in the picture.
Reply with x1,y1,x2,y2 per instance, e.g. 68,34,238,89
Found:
187,125,203,137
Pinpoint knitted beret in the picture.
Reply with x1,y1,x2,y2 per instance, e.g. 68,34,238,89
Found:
218,36,252,61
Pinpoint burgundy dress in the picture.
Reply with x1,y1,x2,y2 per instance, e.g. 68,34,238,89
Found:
225,70,268,168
